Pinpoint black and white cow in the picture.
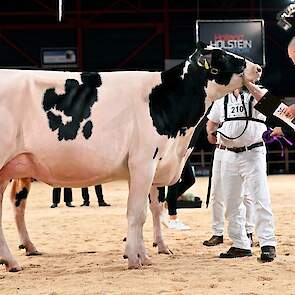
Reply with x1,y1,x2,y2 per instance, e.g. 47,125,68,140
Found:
0,42,261,271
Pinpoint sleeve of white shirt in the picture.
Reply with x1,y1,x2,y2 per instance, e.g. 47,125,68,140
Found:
207,98,223,123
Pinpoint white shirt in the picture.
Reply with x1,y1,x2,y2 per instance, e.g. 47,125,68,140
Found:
207,92,267,148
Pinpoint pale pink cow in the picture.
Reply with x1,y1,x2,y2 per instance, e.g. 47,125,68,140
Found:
0,42,262,271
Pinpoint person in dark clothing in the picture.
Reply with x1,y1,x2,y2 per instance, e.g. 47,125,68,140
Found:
245,36,295,142
160,160,195,230
159,112,211,230
50,187,75,208
81,185,110,207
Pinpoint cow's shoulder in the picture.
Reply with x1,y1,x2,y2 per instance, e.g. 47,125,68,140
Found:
148,62,206,138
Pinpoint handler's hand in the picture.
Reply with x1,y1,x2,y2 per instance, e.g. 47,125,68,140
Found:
243,82,268,101
282,104,295,118
270,127,284,137
207,133,217,144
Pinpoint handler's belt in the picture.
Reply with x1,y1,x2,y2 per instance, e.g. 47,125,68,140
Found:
216,141,264,153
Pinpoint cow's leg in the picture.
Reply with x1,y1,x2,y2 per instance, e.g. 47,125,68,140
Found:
124,165,154,269
10,178,40,256
0,180,21,272
149,186,171,254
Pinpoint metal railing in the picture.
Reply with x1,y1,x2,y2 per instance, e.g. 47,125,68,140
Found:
191,149,295,174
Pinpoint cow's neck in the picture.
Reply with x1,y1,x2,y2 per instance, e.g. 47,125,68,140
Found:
149,62,207,138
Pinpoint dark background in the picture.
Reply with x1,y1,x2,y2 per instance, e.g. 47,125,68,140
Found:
0,0,294,172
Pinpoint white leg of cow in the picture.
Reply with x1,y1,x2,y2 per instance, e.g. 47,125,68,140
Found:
149,186,171,254
10,178,40,256
0,181,22,272
125,166,154,269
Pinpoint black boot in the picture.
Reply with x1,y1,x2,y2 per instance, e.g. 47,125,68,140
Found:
81,201,90,207
220,247,252,258
66,202,75,207
260,246,276,262
203,235,223,247
98,200,111,207
50,203,58,208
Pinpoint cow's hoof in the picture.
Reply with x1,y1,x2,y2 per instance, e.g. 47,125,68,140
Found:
157,243,173,255
26,250,42,256
128,263,141,270
158,247,173,255
141,255,152,266
8,266,22,272
128,259,141,269
19,244,41,256
0,259,22,272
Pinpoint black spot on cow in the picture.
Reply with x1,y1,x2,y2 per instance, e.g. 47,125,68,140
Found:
43,72,102,141
153,147,159,159
15,187,28,207
179,127,187,136
47,111,62,131
82,120,93,139
149,60,206,138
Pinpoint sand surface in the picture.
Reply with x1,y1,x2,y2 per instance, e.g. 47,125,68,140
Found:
1,175,295,295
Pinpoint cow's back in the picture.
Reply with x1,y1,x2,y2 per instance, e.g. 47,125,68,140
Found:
0,69,161,186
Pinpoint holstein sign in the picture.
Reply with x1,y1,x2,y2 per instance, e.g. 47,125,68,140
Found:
196,20,265,66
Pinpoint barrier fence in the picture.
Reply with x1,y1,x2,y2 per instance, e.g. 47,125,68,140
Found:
191,149,295,175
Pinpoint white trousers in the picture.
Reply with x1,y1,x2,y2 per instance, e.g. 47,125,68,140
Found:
210,148,256,236
221,146,276,250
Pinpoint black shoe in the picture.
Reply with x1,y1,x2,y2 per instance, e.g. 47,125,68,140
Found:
98,201,111,207
203,235,223,247
50,203,58,208
260,246,276,262
220,247,252,258
66,202,75,207
80,202,90,207
247,233,253,247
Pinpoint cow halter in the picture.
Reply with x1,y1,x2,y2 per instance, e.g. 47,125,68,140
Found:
197,56,220,75
198,56,246,77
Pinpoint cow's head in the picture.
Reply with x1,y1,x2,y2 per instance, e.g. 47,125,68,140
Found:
149,42,262,138
189,42,262,101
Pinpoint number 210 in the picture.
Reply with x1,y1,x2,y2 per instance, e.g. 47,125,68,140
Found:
231,106,244,113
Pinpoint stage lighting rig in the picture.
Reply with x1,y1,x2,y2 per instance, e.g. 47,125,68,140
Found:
277,3,295,31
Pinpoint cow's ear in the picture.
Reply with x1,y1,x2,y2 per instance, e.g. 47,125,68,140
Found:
196,41,207,50
196,41,212,55
197,54,212,70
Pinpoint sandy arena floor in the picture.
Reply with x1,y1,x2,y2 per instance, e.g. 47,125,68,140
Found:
0,175,295,295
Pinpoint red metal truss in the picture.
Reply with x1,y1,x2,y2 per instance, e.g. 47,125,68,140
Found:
0,0,287,69
0,33,39,66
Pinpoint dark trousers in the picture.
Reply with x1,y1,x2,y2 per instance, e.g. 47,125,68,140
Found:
52,187,73,204
81,185,104,203
165,161,195,216
158,187,166,203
